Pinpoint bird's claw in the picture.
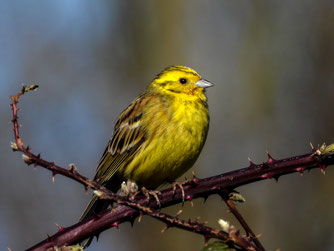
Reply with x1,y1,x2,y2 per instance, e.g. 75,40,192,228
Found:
119,180,139,199
171,181,185,205
141,187,162,207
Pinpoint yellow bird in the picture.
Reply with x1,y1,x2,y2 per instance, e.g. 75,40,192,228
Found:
80,65,213,247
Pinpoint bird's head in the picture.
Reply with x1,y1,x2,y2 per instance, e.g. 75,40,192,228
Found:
148,66,213,101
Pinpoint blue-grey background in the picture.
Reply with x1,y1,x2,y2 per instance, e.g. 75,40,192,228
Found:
1,1,334,250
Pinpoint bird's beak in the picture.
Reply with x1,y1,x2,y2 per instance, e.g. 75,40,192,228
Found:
195,79,214,88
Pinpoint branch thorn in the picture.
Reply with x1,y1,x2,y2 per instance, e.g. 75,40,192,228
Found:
138,212,142,223
203,235,210,246
192,171,199,183
94,233,100,242
186,195,194,207
129,218,135,227
55,223,65,232
176,209,183,217
112,221,120,229
254,233,263,239
266,150,275,163
46,234,52,242
296,167,304,175
248,157,255,167
161,224,169,233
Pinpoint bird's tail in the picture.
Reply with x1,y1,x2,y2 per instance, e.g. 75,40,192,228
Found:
79,194,110,248
79,178,122,249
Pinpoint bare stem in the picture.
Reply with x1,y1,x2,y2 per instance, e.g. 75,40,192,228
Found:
11,86,257,251
10,86,334,251
225,199,265,250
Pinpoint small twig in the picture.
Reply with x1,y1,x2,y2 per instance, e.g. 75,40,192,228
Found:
11,86,255,251
10,86,334,250
225,199,265,251
96,191,258,251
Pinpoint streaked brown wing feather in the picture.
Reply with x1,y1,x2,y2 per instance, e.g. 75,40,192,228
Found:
94,94,150,185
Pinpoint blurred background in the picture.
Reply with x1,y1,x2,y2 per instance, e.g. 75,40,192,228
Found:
1,1,334,250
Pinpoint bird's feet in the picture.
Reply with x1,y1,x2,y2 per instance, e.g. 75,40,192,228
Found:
119,180,139,199
120,181,162,207
171,181,185,204
141,187,162,207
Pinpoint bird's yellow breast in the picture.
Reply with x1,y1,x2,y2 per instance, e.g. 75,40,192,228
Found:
123,94,209,189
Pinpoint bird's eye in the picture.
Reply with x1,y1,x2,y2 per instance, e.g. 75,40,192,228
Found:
179,78,187,84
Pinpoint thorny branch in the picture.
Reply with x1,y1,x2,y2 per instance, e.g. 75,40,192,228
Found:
225,199,264,251
11,86,258,251
10,86,334,251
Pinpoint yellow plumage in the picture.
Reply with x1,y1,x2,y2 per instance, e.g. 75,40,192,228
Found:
80,65,213,248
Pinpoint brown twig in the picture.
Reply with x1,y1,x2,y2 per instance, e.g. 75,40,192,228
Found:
225,199,265,251
11,86,257,251
97,191,257,251
10,86,334,250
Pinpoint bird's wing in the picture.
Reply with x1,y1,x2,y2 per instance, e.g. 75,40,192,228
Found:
94,94,152,185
